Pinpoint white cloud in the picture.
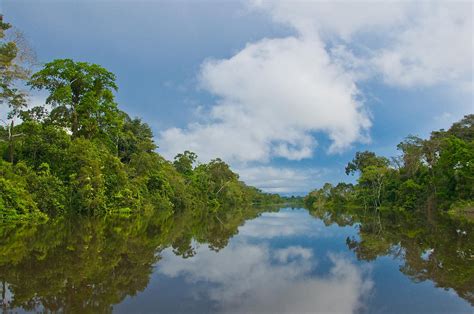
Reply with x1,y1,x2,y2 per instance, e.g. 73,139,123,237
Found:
238,210,327,238
158,242,373,314
159,36,371,163
371,2,473,87
158,1,472,166
250,0,408,39
236,166,325,193
253,0,473,88
157,1,472,195
273,245,314,263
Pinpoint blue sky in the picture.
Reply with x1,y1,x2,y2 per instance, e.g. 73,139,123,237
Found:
2,0,473,195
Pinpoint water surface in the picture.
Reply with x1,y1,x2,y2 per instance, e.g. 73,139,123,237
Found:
1,207,472,313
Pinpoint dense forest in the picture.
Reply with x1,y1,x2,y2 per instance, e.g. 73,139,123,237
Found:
305,115,474,220
0,16,282,222
304,116,474,305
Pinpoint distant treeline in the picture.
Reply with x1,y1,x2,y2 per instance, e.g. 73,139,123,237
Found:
305,115,473,219
0,16,283,222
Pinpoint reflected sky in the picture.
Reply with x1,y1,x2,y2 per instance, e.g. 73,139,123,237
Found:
115,208,472,314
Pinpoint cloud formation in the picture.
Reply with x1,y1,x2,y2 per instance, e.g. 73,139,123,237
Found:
235,166,325,193
159,35,370,163
158,243,373,314
156,1,472,196
254,1,473,88
158,1,472,166
370,2,473,87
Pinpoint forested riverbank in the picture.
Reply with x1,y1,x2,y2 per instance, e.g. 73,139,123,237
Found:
305,115,474,220
0,17,282,223
303,116,474,305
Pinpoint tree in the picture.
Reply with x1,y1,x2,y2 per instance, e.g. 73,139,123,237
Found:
345,151,390,176
396,135,424,178
117,115,156,163
0,15,34,162
447,114,474,142
28,59,120,141
434,136,474,207
173,151,197,176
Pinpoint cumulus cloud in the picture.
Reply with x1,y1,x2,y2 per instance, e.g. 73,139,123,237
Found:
158,242,373,314
250,0,408,39
254,0,472,88
235,166,325,193
157,1,472,196
371,2,473,87
159,35,370,163
158,1,472,166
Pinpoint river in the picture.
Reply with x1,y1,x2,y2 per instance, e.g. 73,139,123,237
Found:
1,207,472,313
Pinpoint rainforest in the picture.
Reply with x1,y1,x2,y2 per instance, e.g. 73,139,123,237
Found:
1,10,473,314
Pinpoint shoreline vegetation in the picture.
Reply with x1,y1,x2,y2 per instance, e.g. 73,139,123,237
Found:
304,115,474,222
0,16,285,223
303,116,474,305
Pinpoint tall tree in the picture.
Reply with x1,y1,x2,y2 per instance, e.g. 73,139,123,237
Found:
345,151,390,176
28,59,120,140
173,151,197,176
0,15,33,162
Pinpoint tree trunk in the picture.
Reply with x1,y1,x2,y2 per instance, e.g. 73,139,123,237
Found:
72,108,78,137
8,120,14,163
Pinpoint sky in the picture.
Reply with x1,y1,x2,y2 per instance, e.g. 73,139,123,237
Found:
1,0,473,195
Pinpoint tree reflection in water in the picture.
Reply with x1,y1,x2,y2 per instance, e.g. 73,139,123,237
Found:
309,207,474,305
1,205,473,312
0,205,270,313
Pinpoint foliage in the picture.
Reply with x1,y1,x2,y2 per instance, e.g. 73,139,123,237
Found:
28,59,121,142
306,114,474,215
0,18,282,221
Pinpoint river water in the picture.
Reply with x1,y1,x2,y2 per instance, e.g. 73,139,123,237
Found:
1,207,473,313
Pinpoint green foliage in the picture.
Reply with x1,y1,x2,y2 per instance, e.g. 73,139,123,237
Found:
26,163,66,215
433,136,474,206
345,151,390,175
0,160,47,222
306,114,474,216
0,15,29,110
0,52,282,222
117,115,156,163
0,18,281,222
28,59,122,144
173,150,197,176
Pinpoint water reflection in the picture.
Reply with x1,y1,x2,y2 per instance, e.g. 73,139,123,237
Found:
0,206,472,313
0,205,269,313
310,206,474,306
157,244,372,314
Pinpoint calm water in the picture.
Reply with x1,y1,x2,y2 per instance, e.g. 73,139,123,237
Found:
1,207,473,313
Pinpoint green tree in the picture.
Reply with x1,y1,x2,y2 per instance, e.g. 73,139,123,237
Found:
118,115,156,163
173,150,197,176
28,59,121,142
434,136,474,207
345,151,390,176
0,15,33,163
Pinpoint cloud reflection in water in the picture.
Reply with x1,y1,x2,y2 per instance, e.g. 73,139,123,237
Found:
157,210,373,314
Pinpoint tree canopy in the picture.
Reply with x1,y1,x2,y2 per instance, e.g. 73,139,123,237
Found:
0,17,283,222
306,114,474,217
